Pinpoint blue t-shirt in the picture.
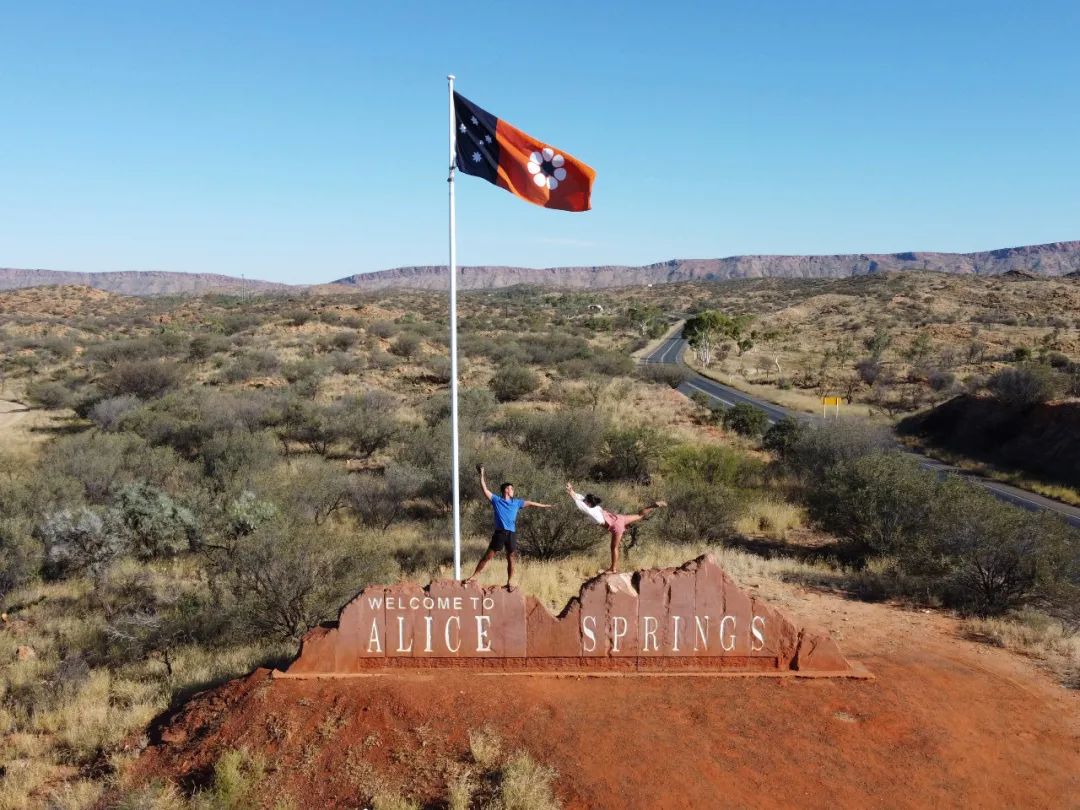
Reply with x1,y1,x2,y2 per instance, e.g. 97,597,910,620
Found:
491,495,526,531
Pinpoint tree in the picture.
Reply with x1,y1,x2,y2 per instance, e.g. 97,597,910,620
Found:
624,304,663,337
682,311,751,366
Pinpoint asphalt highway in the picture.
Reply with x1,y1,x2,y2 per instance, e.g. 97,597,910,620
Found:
644,335,1080,529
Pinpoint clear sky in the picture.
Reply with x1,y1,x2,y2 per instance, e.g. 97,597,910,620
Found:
2,1,1078,284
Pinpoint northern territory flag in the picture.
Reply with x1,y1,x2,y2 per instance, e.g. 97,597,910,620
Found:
454,92,595,212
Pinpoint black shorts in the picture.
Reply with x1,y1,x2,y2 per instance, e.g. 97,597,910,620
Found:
488,529,517,553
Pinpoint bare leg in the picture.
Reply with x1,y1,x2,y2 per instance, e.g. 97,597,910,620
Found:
505,550,515,588
606,529,624,573
464,549,496,584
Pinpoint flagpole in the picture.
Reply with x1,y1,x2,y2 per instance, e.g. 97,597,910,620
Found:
447,74,462,580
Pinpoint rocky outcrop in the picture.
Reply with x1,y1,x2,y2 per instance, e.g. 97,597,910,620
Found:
282,555,855,676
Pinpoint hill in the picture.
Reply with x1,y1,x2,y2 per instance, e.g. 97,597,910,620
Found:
333,240,1080,291
2,240,1080,296
0,268,288,296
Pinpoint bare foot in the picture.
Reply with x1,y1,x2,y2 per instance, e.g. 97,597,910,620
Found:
463,577,476,585
504,583,515,591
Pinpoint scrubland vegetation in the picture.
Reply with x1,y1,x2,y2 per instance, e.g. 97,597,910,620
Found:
0,278,1077,807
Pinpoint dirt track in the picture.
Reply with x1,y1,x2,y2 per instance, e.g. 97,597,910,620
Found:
135,585,1080,809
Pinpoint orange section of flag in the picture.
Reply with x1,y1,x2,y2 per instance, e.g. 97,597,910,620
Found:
494,118,595,212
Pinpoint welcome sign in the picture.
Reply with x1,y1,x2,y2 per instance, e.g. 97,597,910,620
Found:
280,556,857,676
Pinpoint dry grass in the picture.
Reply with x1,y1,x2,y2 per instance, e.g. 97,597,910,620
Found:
735,498,806,540
494,752,561,810
961,611,1080,687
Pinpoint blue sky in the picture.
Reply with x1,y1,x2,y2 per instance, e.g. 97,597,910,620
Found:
2,1,1078,283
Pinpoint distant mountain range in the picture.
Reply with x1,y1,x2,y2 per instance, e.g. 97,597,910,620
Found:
3,240,1079,297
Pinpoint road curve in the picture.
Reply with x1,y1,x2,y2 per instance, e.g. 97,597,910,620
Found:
644,336,1080,529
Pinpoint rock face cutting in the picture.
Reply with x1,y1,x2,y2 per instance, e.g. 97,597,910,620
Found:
282,555,855,676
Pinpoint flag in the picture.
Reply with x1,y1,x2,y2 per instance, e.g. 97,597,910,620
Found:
453,92,595,212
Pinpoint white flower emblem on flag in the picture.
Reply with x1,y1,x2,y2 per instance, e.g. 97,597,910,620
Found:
527,147,568,190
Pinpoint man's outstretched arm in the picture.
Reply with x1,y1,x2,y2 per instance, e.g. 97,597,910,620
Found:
478,464,494,500
523,500,553,509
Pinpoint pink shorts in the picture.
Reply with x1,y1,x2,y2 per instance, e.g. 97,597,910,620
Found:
603,511,629,537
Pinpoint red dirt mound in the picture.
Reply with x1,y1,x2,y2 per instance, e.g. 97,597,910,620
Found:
132,587,1080,809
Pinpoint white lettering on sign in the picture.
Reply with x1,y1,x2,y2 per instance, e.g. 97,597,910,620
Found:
719,615,736,652
424,615,434,653
368,617,382,653
396,616,413,653
695,616,710,652
582,615,597,652
476,615,492,652
444,616,461,653
611,616,628,652
642,616,658,651
751,616,765,652
572,614,769,656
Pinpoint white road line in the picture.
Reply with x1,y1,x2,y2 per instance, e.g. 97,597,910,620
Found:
684,380,735,409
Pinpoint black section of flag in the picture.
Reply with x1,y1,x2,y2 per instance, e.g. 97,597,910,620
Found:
453,92,500,185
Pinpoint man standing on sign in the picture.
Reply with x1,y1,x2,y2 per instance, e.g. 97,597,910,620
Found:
464,465,552,588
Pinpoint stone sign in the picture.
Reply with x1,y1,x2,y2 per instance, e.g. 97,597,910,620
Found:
280,555,857,676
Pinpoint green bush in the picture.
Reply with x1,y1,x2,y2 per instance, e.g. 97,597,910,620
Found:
807,452,936,562
924,478,1075,616
110,482,199,559
639,364,686,389
38,507,125,579
784,419,891,480
513,409,607,478
25,379,74,409
490,364,540,402
987,365,1059,409
658,480,743,544
661,443,761,488
762,417,805,459
721,402,769,437
101,360,184,400
595,426,664,483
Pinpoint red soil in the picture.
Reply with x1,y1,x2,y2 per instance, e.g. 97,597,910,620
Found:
132,587,1080,809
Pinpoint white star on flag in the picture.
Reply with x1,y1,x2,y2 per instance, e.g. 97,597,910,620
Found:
471,151,482,162
459,123,466,134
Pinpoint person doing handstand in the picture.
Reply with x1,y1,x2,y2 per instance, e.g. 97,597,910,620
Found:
566,482,666,574
464,465,552,588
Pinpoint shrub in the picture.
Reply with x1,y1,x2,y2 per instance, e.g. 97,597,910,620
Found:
286,308,313,327
188,333,232,360
661,443,760,488
0,518,40,597
389,332,423,359
762,417,805,459
200,429,278,493
422,388,497,428
335,390,401,458
925,478,1075,616
346,463,428,530
595,426,664,483
490,364,540,402
109,483,198,558
88,395,141,431
38,507,125,579
658,480,743,544
987,365,1059,409
721,403,769,437
639,364,686,389
784,419,891,480
1046,351,1070,369
807,452,937,562
101,360,184,400
514,409,607,478
368,320,399,339
927,370,956,392
25,380,74,409
220,519,393,639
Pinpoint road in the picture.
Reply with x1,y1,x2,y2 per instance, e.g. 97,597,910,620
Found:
644,335,1080,529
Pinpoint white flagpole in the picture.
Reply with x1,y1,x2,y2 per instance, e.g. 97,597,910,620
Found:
447,74,462,580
